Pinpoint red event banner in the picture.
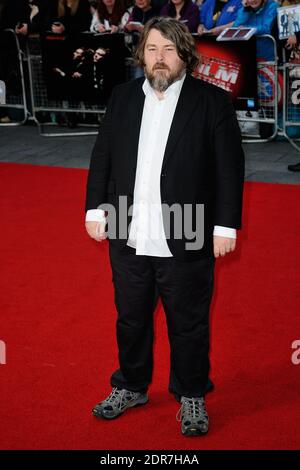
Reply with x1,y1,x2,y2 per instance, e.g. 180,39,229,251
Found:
193,35,258,110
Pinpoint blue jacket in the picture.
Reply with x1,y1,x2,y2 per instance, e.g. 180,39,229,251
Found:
233,0,278,60
200,0,242,30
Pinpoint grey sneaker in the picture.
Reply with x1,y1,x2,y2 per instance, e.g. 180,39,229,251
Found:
92,387,149,420
176,396,209,436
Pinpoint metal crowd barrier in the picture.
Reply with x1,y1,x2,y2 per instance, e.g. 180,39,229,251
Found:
26,33,134,137
3,30,300,154
0,29,28,126
26,35,106,137
238,34,279,143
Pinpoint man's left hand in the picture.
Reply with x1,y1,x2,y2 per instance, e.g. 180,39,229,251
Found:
213,236,236,258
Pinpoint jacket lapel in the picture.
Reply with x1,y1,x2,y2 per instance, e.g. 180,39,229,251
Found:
128,79,145,173
162,74,202,170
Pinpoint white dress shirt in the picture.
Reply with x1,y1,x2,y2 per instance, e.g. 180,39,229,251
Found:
86,75,236,255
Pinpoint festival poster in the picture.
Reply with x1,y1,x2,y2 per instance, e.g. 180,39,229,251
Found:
41,32,127,104
194,35,258,110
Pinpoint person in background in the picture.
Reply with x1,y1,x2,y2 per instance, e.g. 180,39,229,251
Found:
197,0,242,36
90,0,126,33
0,1,48,36
124,0,157,34
160,0,200,33
26,1,50,34
233,0,278,61
0,0,29,34
124,0,158,76
45,0,92,35
0,0,30,123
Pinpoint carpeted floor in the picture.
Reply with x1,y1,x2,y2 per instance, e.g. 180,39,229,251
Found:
0,162,299,449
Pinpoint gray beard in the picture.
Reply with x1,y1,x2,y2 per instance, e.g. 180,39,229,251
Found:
145,68,184,93
147,71,172,92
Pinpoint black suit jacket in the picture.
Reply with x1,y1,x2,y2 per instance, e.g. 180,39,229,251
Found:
85,74,245,261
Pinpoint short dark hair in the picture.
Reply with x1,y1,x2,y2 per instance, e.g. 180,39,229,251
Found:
134,17,199,74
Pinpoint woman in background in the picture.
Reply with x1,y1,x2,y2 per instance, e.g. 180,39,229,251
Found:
160,0,200,33
45,0,92,35
90,0,127,33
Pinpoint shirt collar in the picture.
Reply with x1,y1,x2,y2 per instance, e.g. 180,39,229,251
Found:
142,72,186,100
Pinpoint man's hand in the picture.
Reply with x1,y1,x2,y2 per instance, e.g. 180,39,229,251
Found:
85,221,106,242
214,236,236,258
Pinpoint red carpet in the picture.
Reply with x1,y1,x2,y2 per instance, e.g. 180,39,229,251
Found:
0,162,299,450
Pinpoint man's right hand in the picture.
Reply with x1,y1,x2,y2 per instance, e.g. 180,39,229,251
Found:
85,221,106,242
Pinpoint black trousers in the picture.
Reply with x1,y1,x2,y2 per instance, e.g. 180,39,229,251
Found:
109,243,215,401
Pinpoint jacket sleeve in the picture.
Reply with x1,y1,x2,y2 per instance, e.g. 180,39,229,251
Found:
85,88,116,212
233,7,252,27
213,91,245,229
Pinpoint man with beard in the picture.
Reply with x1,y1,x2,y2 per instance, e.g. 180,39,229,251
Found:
85,17,244,437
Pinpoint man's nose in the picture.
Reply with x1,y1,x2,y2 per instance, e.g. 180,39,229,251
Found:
156,51,164,62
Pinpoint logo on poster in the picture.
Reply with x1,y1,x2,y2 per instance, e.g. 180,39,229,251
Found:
291,340,300,365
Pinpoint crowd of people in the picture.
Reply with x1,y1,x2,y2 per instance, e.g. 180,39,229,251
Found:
0,0,299,76
0,0,299,61
1,0,300,169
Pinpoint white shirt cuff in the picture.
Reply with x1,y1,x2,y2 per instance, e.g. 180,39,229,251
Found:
85,209,106,223
213,226,237,239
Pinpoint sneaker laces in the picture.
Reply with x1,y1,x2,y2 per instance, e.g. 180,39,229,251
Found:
176,397,207,423
103,387,139,411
